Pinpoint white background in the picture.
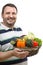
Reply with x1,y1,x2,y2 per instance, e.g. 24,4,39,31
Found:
0,0,43,65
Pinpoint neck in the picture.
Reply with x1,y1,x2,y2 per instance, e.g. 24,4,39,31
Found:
2,21,14,29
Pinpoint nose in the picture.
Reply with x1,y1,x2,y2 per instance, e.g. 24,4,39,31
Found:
9,14,13,17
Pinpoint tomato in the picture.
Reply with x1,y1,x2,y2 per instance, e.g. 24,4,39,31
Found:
33,41,38,47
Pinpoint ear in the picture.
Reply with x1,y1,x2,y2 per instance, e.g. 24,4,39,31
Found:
1,13,4,18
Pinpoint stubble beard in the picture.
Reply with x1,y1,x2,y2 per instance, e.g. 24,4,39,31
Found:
3,18,16,27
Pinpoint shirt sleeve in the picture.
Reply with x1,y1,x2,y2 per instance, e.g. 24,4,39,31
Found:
0,35,2,51
0,34,2,51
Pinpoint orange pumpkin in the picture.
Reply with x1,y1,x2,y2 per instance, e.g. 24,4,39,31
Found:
16,39,26,48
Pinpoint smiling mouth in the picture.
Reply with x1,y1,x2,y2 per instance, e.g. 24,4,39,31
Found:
7,17,16,20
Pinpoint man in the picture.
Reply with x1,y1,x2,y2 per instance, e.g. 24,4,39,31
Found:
0,3,29,65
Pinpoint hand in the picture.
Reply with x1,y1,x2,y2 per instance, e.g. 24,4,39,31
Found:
12,48,29,59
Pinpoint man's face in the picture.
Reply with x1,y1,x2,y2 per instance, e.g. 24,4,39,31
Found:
2,6,17,25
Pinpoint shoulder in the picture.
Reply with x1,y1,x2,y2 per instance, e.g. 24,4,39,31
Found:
14,26,22,31
0,22,4,30
17,27,22,31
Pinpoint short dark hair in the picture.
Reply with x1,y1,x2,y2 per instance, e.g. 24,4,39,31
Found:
2,3,18,14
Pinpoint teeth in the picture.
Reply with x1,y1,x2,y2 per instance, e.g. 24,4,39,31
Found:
7,20,13,24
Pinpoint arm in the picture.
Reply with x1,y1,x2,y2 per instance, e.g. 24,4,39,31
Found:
0,50,13,62
0,48,29,62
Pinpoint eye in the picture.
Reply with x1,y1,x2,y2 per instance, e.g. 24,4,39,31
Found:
12,12,16,15
6,12,10,14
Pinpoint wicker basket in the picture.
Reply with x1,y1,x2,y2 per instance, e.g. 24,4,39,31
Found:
19,46,41,57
